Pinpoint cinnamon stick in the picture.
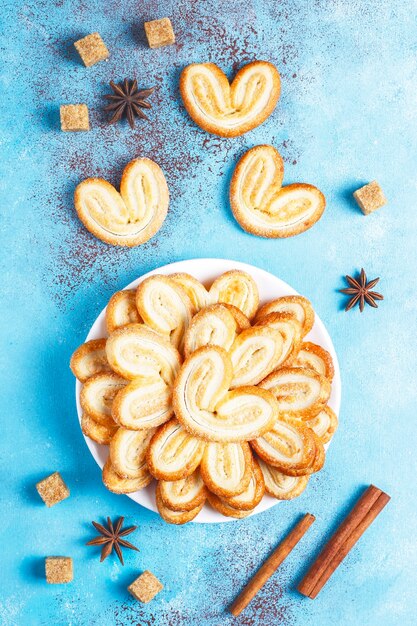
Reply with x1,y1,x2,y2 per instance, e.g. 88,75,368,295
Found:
298,485,390,599
230,513,315,616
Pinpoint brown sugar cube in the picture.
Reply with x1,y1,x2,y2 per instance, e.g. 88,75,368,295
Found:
128,570,163,603
74,32,109,67
353,181,387,215
144,18,175,49
60,104,90,132
45,557,73,584
36,472,70,507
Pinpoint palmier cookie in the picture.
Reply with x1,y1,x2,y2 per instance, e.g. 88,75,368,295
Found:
251,416,316,475
106,290,142,334
80,372,127,424
256,295,314,337
230,145,325,238
112,376,173,430
223,458,265,511
229,325,284,387
105,324,181,383
81,412,118,445
256,312,302,367
291,342,334,381
252,417,325,476
206,492,253,519
200,442,253,498
136,275,194,351
304,405,338,444
183,303,238,358
209,270,259,320
74,158,169,247
259,367,331,419
146,419,206,481
173,346,278,442
170,273,209,311
109,427,156,479
180,61,280,137
70,339,111,383
257,458,309,500
102,458,152,494
156,483,205,525
158,470,207,512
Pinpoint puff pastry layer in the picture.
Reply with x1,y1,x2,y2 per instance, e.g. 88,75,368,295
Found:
74,158,169,247
136,275,194,351
106,324,181,383
256,295,315,337
109,427,155,478
80,372,127,423
259,366,331,419
180,61,280,137
112,375,173,430
304,405,338,444
146,419,206,481
258,458,309,499
156,483,205,524
81,411,118,445
209,270,259,320
230,145,325,238
224,458,265,510
183,303,238,358
252,416,325,476
206,491,253,519
230,325,284,387
200,442,253,497
102,458,152,493
70,339,111,383
256,312,302,368
170,273,209,311
106,290,141,333
291,341,334,381
158,470,207,512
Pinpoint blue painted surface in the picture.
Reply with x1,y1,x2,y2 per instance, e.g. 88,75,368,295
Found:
1,0,416,624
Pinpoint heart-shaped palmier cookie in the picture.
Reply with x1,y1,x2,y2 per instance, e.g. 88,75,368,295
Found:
173,346,278,442
230,145,325,238
179,62,280,137
74,158,169,247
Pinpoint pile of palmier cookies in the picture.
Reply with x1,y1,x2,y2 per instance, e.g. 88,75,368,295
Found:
71,270,337,524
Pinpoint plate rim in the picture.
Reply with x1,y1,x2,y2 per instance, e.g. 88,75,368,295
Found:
75,257,341,524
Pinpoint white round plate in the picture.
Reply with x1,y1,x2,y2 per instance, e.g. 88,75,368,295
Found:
76,258,341,523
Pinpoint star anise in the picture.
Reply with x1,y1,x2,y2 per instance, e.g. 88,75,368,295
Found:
104,79,155,129
86,517,138,565
340,268,384,312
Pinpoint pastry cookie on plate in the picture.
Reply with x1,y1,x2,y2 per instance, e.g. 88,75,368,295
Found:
105,324,181,383
74,158,169,247
136,275,194,351
106,290,142,333
256,295,315,337
180,61,280,137
209,270,259,320
230,145,325,238
70,339,111,383
173,346,278,442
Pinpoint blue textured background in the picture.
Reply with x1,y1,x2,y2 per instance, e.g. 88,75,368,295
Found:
1,0,416,624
